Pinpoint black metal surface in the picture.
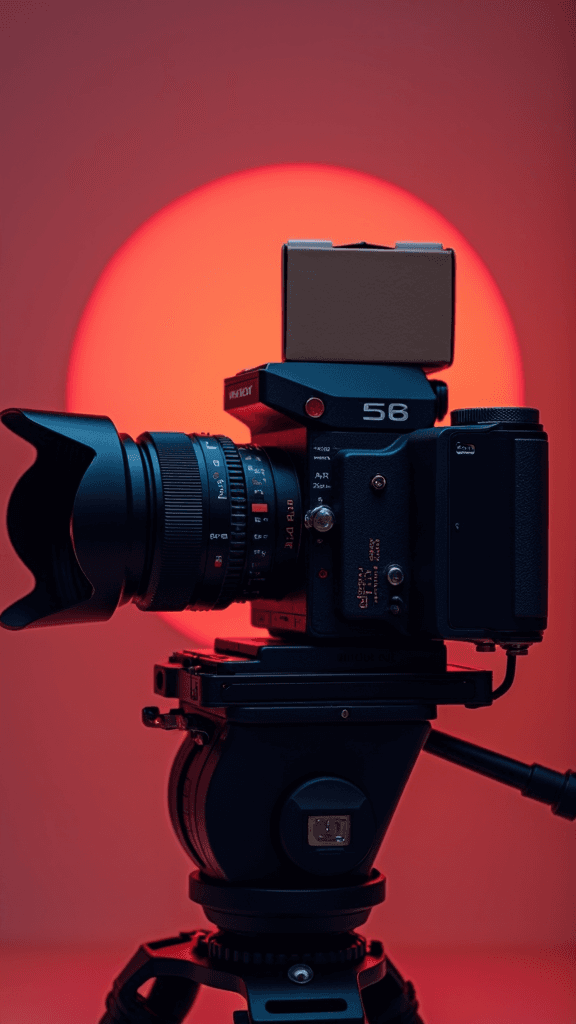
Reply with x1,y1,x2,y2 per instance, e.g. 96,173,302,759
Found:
225,362,439,433
157,641,489,896
188,870,386,933
197,671,492,707
155,640,493,715
171,713,429,885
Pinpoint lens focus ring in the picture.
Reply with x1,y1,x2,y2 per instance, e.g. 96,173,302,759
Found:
213,436,247,609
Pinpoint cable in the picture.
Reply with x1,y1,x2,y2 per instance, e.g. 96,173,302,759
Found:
491,653,516,700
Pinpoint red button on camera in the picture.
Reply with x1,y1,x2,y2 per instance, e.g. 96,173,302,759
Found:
305,396,325,418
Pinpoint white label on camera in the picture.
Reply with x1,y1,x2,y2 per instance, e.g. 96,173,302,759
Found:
388,403,409,421
363,402,386,421
228,384,253,400
362,402,409,422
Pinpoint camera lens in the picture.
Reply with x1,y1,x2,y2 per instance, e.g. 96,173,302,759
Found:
125,432,302,612
0,410,302,629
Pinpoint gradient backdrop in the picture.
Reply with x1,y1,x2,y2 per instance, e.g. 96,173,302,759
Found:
1,3,575,1022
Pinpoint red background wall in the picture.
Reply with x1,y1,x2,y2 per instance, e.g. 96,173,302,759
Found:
1,0,574,969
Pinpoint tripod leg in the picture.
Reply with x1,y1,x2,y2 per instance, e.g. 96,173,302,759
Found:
361,958,424,1024
99,937,201,1024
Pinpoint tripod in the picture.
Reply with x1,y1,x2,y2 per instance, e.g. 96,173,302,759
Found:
99,638,575,1024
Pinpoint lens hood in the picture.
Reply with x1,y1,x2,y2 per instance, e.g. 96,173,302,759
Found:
1,409,130,629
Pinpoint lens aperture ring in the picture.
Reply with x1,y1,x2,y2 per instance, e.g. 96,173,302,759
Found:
213,436,247,608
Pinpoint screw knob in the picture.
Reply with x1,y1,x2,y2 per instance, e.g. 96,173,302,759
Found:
288,964,314,984
371,474,387,491
305,506,335,532
387,565,404,585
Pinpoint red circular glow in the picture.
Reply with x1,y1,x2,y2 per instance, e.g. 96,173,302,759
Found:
67,163,523,645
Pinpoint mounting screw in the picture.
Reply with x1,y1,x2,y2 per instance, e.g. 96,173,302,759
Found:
387,565,404,585
305,396,325,418
371,474,387,491
389,596,404,616
318,568,328,579
288,964,314,984
501,642,531,656
341,709,349,719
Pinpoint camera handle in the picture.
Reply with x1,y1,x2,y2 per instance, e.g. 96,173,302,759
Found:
420,652,576,821
423,729,576,819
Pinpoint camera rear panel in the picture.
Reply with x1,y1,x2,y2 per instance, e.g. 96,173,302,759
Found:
447,426,548,634
410,422,548,643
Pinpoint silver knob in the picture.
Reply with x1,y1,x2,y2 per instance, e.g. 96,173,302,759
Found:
304,506,335,532
288,964,314,984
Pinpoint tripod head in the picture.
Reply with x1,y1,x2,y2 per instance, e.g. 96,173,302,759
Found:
95,634,573,1024
141,636,573,938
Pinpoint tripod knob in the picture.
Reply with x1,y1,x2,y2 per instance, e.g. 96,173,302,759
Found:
142,706,208,742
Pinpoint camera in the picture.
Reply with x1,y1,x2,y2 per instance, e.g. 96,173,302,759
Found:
3,240,573,1024
1,239,547,653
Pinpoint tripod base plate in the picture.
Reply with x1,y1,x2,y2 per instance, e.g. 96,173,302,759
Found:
99,928,424,1024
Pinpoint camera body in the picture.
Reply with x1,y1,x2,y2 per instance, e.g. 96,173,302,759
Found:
225,359,547,647
0,240,548,652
